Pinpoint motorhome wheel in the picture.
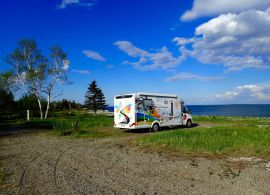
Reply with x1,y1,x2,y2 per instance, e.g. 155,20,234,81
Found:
186,120,192,128
152,123,160,132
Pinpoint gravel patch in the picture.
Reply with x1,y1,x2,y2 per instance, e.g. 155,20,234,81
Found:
0,132,270,194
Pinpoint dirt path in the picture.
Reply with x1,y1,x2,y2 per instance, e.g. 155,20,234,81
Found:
1,131,270,194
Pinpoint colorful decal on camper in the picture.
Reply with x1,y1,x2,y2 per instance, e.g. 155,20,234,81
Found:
120,110,130,124
122,104,131,113
119,104,132,124
115,103,132,125
135,97,161,126
135,97,160,117
136,112,159,122
114,102,122,113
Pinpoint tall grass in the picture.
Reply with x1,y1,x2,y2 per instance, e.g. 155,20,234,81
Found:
51,119,79,136
138,125,270,158
48,113,123,138
3,110,121,138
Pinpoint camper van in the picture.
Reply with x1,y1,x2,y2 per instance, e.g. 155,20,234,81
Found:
114,92,192,131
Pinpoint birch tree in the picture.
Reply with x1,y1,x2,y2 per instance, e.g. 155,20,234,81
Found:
43,46,69,119
7,39,47,119
7,39,69,119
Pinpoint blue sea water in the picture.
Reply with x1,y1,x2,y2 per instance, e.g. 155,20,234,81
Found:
106,104,270,117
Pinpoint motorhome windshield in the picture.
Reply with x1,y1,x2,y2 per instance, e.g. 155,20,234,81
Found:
115,95,133,99
182,104,189,113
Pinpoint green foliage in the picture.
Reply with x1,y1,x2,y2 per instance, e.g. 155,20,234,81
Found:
47,111,121,138
0,89,15,113
52,119,71,135
16,94,47,117
49,99,81,112
0,71,14,92
138,125,270,158
84,80,107,115
0,71,15,117
51,118,80,136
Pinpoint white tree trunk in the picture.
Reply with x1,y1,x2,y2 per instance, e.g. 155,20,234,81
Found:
37,98,43,119
44,94,50,119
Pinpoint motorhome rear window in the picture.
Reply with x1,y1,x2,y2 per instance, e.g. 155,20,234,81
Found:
115,95,133,99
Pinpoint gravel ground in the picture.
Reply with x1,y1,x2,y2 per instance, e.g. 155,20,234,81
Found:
0,130,270,194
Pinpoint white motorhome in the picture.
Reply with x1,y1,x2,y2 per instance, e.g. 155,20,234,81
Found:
114,92,192,131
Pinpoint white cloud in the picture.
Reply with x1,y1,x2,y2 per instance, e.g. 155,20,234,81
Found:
114,41,147,57
181,0,270,21
82,50,106,61
71,69,91,75
166,72,223,82
114,41,186,71
62,59,70,70
175,8,270,72
215,84,270,102
58,0,96,9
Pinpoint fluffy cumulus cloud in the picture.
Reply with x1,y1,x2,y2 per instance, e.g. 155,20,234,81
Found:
114,41,186,71
215,84,270,102
181,0,270,21
58,0,96,9
82,50,106,61
71,69,91,75
175,7,270,72
166,72,223,82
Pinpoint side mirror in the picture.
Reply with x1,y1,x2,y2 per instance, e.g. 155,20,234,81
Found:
189,110,192,114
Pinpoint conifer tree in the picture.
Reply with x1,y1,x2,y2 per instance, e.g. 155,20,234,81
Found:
84,80,107,115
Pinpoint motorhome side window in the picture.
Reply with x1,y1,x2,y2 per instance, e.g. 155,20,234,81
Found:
115,95,133,99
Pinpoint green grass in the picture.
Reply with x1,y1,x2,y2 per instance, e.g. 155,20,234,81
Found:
1,110,122,139
3,112,270,158
137,124,270,158
46,112,123,138
193,115,270,125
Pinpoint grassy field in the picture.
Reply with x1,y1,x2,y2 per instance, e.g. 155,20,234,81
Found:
137,116,270,158
1,110,123,138
47,111,124,138
2,111,270,158
49,114,124,138
193,115,270,125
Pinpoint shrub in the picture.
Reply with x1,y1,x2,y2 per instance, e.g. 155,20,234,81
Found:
51,119,80,136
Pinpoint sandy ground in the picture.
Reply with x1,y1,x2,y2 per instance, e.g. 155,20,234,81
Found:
0,128,270,194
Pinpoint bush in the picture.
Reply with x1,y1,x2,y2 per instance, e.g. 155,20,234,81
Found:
52,119,80,136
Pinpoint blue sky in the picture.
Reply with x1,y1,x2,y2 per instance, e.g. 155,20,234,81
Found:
1,0,270,105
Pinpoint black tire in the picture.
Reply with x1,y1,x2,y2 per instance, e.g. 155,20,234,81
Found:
186,120,192,128
151,123,160,132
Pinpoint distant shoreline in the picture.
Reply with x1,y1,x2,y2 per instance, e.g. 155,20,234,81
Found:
106,104,270,117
